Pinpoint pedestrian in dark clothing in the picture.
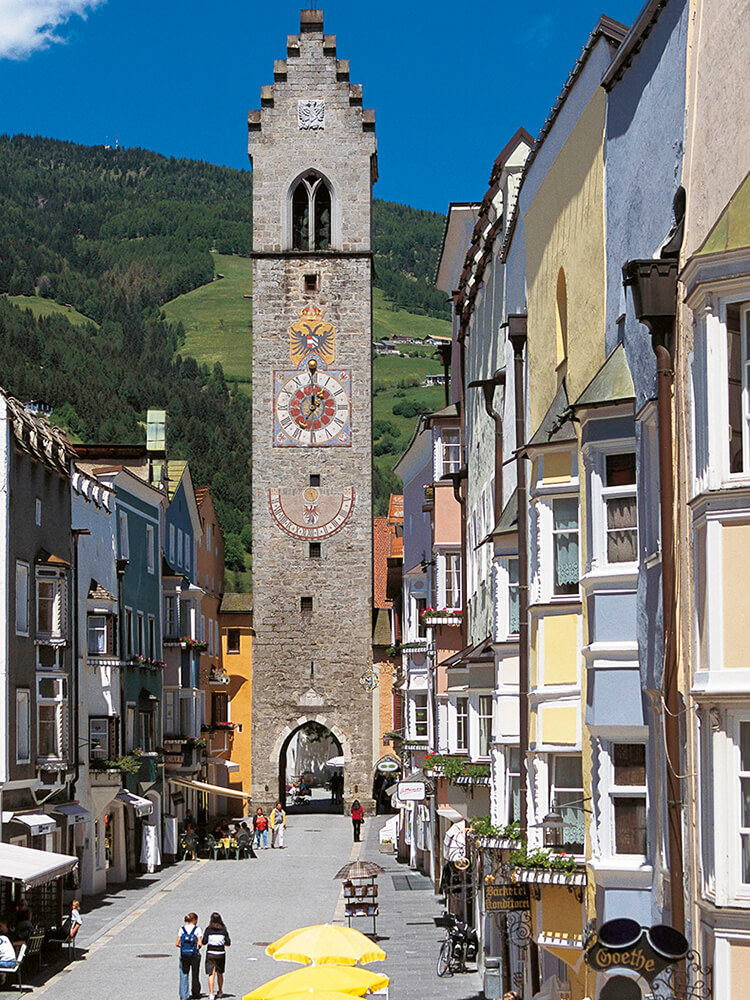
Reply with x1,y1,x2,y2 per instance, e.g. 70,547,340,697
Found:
204,911,231,1000
351,799,364,842
176,912,202,1000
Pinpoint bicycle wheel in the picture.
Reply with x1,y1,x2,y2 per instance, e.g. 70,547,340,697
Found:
436,938,452,977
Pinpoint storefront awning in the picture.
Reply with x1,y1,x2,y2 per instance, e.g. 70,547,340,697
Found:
0,842,78,888
2,812,57,836
52,803,91,826
208,757,240,773
115,788,153,817
169,778,251,800
436,807,464,821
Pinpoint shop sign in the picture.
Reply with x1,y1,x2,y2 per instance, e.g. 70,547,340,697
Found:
164,753,184,765
377,758,399,773
484,883,531,912
397,780,426,802
584,919,688,986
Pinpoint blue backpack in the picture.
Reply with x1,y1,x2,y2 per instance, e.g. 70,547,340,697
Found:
180,926,198,958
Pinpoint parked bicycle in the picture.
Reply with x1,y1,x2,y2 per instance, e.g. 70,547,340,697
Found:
434,911,478,977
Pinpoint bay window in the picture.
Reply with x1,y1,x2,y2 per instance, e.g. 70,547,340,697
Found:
478,695,493,757
456,697,468,752
36,568,67,641
508,557,520,634
740,721,750,883
37,674,67,759
552,497,579,596
439,428,461,476
602,453,638,563
611,743,647,856
551,755,584,854
506,747,521,823
413,693,428,739
443,552,462,610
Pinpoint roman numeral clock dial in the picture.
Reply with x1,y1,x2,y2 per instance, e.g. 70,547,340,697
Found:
274,359,352,448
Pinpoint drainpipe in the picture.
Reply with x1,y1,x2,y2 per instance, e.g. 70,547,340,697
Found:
469,370,507,524
508,316,539,996
507,317,529,836
622,257,684,935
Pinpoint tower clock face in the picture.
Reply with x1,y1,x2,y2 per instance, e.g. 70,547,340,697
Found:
273,368,352,447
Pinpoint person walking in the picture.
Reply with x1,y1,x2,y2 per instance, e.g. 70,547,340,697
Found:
176,911,202,1000
203,912,231,1000
270,802,287,849
351,799,364,842
253,807,269,849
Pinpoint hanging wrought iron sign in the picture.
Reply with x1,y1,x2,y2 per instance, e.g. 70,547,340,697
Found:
585,919,688,986
485,882,531,912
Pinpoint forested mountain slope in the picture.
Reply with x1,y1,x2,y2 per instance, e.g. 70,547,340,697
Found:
0,134,450,573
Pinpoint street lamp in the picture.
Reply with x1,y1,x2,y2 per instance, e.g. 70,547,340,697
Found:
541,803,564,849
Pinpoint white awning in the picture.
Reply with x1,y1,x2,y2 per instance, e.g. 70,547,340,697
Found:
436,807,464,822
115,789,153,817
2,812,57,836
208,757,240,773
0,842,78,888
52,803,92,826
169,778,251,801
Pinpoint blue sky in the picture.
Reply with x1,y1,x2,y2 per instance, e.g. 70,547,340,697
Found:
0,0,645,213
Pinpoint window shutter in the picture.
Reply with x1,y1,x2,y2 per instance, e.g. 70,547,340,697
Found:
108,717,118,759
106,617,115,656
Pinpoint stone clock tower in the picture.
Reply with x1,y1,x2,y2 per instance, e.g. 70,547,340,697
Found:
248,8,377,808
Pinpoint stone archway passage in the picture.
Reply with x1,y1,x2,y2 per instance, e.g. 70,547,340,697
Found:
276,717,344,812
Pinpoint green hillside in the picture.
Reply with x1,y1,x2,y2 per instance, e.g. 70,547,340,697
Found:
1,294,100,329
162,253,253,386
0,133,452,537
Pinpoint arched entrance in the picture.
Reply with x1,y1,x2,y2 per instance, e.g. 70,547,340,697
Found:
278,719,344,813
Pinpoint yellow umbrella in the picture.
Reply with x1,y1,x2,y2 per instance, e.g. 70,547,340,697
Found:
266,924,387,967
243,965,389,999
245,993,365,1000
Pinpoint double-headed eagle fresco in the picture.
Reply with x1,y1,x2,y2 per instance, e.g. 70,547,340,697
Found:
289,304,336,367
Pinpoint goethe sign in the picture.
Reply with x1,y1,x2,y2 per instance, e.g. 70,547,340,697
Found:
584,919,688,986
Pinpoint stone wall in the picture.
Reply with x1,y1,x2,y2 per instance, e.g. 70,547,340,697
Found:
248,10,376,809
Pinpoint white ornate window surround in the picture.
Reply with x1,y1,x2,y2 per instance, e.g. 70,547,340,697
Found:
698,704,750,907
530,492,580,604
685,272,750,495
582,438,640,578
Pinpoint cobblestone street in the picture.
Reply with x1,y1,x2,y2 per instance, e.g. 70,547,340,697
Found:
31,809,481,1000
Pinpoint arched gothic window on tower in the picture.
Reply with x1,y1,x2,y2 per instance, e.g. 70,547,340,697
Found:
291,173,332,251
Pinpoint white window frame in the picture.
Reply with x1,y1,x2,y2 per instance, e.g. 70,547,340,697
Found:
16,689,31,764
436,427,461,478
15,561,29,636
164,596,177,638
185,533,191,573
588,443,639,571
146,524,155,574
412,692,428,741
169,524,176,566
177,528,183,568
455,696,469,753
505,746,521,825
36,674,67,760
35,568,67,642
137,612,145,656
89,717,110,762
119,511,130,561
550,754,585,857
126,703,136,753
227,628,240,654
595,738,649,862
534,495,580,602
87,614,108,656
477,694,493,758
438,550,462,611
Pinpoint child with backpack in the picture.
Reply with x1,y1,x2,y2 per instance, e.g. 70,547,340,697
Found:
175,912,202,1000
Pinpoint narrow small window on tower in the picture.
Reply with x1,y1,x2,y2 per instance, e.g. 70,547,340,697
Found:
309,542,321,559
304,273,318,293
310,474,321,487
300,596,314,615
291,173,332,251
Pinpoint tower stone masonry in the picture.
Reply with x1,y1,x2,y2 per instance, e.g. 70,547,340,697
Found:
248,8,376,809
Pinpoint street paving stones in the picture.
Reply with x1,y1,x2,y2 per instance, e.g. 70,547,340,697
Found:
31,805,481,1000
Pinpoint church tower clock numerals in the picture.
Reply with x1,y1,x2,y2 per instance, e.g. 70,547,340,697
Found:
248,7,377,810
